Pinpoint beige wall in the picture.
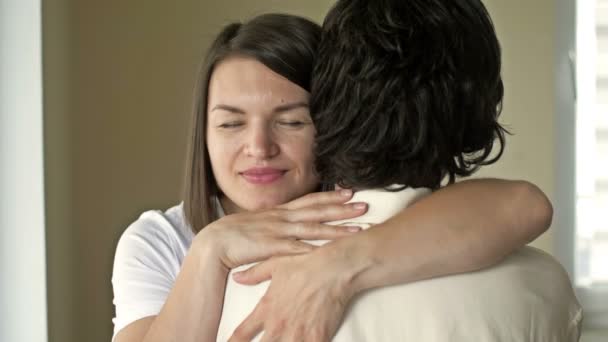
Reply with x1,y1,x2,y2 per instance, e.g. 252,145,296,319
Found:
42,0,557,341
44,1,335,341
43,1,75,341
476,0,555,253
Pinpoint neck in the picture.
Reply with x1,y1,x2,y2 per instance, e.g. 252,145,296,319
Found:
219,195,242,215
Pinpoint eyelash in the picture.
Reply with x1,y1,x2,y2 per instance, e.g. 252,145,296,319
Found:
277,121,306,127
218,122,243,128
217,121,307,129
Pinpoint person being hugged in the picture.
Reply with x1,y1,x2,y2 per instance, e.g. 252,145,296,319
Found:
226,0,582,341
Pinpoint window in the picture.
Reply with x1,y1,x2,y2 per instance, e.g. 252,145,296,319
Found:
575,0,608,287
568,0,608,328
556,0,608,329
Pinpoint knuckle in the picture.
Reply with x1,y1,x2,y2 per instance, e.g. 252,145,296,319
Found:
293,325,306,338
259,294,271,305
265,255,279,265
318,203,339,213
311,328,327,341
291,223,305,236
266,209,284,219
303,192,320,201
289,240,310,252
232,325,248,341
287,239,301,249
298,192,327,207
274,318,287,331
232,326,247,338
265,327,280,339
314,224,331,235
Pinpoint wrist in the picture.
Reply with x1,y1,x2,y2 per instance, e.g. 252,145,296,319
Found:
319,233,378,297
192,228,230,275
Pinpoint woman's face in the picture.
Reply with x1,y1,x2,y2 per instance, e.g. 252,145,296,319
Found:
206,56,319,213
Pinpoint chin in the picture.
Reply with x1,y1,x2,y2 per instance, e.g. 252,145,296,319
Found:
244,193,295,211
239,197,284,211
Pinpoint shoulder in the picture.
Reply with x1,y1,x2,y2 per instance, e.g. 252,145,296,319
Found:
501,246,575,289
480,247,583,338
450,246,582,338
117,203,193,250
112,203,193,338
336,246,582,340
113,203,194,280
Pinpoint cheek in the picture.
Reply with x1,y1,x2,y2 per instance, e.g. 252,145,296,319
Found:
207,132,237,174
285,134,317,174
206,133,220,166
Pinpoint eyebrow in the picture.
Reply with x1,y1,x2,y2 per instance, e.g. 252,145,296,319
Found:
273,102,309,113
210,104,245,114
210,101,309,114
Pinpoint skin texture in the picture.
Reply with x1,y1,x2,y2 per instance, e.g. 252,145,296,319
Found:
206,56,320,213
229,180,551,342
115,190,367,342
113,56,552,342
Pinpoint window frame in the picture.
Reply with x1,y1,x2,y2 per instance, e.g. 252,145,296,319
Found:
554,0,608,329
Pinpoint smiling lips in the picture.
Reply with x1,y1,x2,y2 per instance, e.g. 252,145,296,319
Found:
240,167,286,184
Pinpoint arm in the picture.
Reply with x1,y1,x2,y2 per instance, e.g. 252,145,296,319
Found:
229,178,553,341
338,178,552,293
114,238,229,342
113,191,365,342
144,242,229,342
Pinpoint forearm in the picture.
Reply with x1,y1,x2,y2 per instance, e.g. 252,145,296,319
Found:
329,179,552,294
142,239,228,342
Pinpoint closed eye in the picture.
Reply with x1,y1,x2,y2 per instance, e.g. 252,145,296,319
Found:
218,122,244,128
277,121,307,127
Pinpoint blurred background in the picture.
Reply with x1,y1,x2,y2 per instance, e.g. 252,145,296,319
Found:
1,0,606,341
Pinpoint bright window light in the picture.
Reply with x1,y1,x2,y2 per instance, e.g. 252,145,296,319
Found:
575,0,608,287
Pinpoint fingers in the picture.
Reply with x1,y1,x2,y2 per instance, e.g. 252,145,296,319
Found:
233,258,279,285
279,189,354,210
269,239,316,256
236,240,314,266
281,222,362,240
230,302,265,342
284,202,368,223
239,223,361,270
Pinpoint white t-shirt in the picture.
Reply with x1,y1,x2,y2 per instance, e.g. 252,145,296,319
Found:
111,203,196,340
112,188,582,341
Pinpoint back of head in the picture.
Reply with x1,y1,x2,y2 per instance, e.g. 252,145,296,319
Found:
311,0,507,190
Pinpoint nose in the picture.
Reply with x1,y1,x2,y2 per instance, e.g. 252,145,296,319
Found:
244,123,279,159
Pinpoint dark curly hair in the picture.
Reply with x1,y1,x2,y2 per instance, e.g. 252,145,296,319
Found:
311,0,508,190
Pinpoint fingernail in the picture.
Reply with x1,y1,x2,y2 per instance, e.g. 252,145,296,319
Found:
345,226,362,232
232,272,243,280
353,202,367,210
340,189,353,197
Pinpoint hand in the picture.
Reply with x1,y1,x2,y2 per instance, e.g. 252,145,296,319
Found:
228,246,357,342
195,189,368,270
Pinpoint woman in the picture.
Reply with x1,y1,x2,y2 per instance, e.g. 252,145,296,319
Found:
112,13,552,342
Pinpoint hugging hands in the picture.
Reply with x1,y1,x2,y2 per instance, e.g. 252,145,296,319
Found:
229,247,356,342
199,189,367,341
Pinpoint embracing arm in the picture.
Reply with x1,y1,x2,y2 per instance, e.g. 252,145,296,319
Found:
227,179,553,341
335,178,553,293
114,238,229,342
113,191,364,342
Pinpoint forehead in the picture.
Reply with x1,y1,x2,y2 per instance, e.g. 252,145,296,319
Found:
208,56,309,106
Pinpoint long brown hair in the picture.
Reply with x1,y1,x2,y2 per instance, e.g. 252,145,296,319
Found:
184,14,321,233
